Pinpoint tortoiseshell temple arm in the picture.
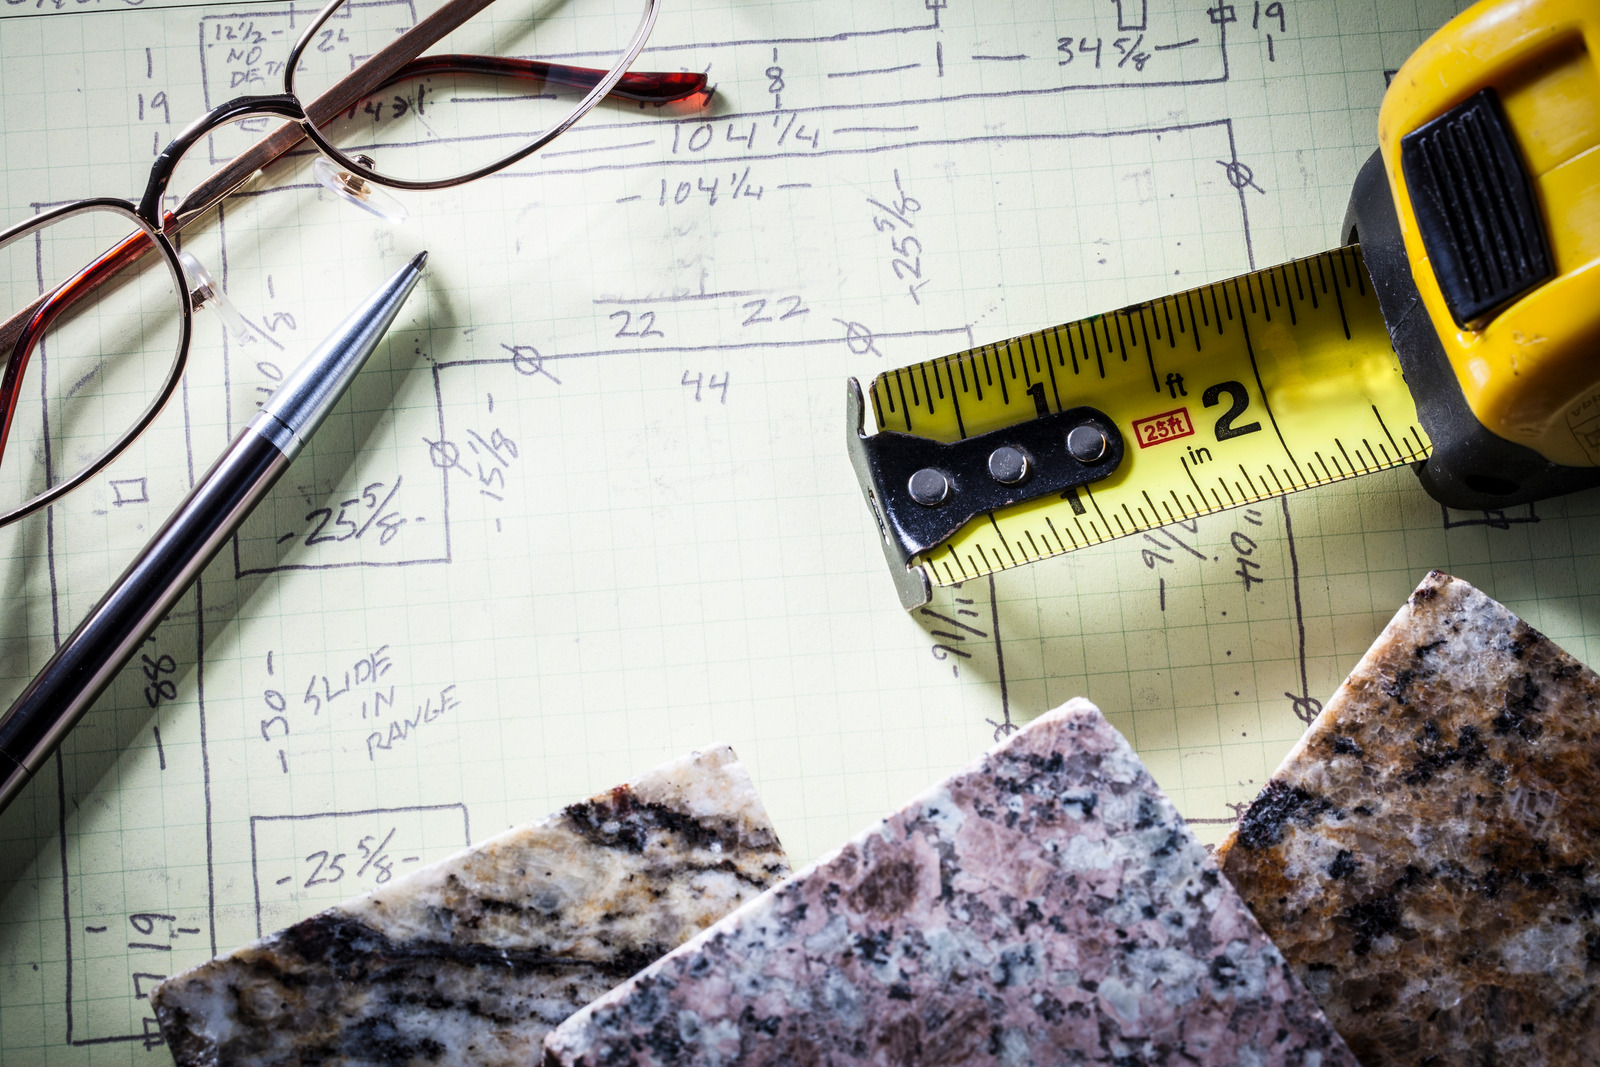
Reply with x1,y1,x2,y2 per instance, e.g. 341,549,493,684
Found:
0,61,710,485
383,57,709,103
0,227,165,499
173,59,707,229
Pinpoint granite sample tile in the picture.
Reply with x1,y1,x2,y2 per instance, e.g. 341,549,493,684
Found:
545,699,1356,1067
1217,571,1600,1066
152,745,789,1067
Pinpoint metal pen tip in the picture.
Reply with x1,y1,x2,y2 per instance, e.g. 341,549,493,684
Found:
253,253,427,457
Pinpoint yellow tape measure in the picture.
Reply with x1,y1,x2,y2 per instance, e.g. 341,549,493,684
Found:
849,246,1430,608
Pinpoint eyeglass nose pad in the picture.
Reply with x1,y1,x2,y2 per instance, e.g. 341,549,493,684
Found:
312,155,409,224
177,250,253,343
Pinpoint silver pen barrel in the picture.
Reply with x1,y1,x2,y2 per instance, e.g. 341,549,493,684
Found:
0,253,426,816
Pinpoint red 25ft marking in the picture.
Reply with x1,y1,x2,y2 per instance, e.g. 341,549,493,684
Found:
1132,407,1195,448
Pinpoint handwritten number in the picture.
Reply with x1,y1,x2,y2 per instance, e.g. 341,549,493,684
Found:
305,507,335,545
891,257,922,280
611,310,665,339
741,299,771,326
333,500,359,541
682,371,729,403
304,850,347,888
872,173,929,302
142,653,177,707
141,654,176,682
376,514,406,545
1253,0,1286,32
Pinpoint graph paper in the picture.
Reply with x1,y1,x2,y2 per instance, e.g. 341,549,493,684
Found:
5,0,1597,1059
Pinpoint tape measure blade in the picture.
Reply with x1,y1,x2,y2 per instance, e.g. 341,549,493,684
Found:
866,246,1432,587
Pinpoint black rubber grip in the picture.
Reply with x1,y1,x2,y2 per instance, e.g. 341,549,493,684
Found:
1400,87,1553,328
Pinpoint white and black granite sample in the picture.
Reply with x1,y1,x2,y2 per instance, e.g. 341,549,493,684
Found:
152,746,789,1067
545,699,1356,1067
1218,571,1600,1065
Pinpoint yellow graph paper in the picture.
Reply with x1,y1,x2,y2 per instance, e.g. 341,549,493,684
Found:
5,0,1596,1061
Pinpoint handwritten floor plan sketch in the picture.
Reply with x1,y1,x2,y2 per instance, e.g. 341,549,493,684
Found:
2,0,1596,1060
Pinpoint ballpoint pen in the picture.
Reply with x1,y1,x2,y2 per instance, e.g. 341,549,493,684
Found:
0,251,428,818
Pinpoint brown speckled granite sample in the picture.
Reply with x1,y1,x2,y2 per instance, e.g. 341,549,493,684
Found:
1218,571,1600,1066
545,699,1356,1067
151,746,789,1067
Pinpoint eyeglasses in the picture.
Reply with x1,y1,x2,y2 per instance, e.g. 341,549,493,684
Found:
0,0,707,527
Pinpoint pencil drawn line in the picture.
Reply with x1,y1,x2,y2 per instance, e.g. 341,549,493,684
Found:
827,64,922,78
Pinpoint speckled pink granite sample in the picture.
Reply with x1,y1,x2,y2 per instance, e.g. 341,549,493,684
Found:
544,699,1356,1067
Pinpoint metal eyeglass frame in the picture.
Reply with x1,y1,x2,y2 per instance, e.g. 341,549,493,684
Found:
0,0,706,528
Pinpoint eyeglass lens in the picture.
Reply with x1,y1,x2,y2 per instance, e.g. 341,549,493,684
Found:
0,209,184,518
296,0,654,185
